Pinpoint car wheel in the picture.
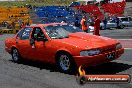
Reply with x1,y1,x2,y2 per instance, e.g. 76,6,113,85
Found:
11,48,21,63
118,25,125,29
56,53,77,74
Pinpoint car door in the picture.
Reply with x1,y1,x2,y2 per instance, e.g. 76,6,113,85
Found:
108,20,116,28
30,27,51,62
16,27,33,59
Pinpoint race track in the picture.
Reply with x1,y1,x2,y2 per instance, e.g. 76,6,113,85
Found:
0,27,132,88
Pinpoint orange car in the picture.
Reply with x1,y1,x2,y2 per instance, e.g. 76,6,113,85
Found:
5,23,124,73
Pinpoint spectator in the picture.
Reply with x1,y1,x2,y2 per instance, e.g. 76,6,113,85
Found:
103,17,108,30
21,22,25,28
2,21,8,28
27,17,30,26
115,17,120,28
74,17,80,27
18,18,22,28
80,16,88,33
88,17,94,26
33,5,36,9
2,21,5,27
11,21,15,29
94,16,101,36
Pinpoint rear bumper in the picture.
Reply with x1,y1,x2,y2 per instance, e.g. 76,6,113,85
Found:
73,48,124,67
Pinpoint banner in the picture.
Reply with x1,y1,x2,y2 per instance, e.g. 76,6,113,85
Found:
0,29,17,34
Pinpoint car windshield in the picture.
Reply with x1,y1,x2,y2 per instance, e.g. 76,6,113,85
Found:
108,20,115,23
128,17,132,21
45,25,82,39
120,18,128,21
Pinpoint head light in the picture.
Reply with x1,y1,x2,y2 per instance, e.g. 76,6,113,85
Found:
80,49,101,56
116,43,122,50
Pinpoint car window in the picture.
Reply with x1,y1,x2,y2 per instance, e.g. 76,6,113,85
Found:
17,29,24,38
108,20,115,23
32,27,46,40
129,17,132,21
18,27,32,40
120,18,128,21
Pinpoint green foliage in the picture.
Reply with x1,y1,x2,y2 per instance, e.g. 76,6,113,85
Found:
0,0,76,6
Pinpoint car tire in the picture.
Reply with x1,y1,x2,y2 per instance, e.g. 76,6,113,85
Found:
11,48,21,63
56,52,77,74
118,25,125,29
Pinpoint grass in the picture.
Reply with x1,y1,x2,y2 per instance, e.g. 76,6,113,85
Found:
0,36,5,41
0,0,76,7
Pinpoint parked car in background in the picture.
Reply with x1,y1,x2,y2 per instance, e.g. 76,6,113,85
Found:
88,26,94,32
100,19,124,30
128,16,132,26
69,2,80,7
118,16,132,27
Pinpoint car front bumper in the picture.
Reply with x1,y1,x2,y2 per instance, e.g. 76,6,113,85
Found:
5,47,11,54
73,48,124,67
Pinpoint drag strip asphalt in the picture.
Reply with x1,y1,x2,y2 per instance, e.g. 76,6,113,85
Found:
0,27,132,88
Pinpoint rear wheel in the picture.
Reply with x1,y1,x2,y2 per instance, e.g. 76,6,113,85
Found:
11,48,21,63
56,52,77,74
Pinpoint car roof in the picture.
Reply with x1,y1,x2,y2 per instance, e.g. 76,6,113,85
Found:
29,23,67,28
118,17,128,18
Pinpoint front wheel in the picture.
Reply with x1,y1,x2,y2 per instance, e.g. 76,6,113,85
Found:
11,48,21,63
118,25,125,29
56,53,77,74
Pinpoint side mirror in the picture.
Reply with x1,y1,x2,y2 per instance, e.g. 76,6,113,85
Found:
30,38,35,45
43,38,48,41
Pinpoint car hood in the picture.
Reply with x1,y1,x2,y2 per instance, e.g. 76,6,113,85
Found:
55,32,118,50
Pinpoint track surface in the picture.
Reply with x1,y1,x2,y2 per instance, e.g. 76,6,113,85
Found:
0,27,132,88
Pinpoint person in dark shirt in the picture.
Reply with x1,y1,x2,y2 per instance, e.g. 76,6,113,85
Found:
103,17,108,30
75,17,80,27
115,17,120,28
